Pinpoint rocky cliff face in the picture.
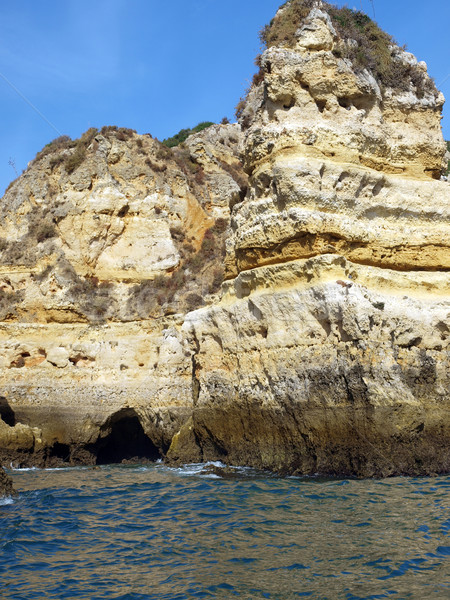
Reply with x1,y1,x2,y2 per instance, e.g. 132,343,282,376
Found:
1,0,449,476
169,2,450,476
0,124,246,466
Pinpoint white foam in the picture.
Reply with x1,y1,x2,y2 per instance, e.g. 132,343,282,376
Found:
42,467,78,471
165,461,251,478
9,466,37,472
0,497,14,505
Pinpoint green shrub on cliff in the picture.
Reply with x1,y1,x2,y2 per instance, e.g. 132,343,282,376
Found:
162,122,214,148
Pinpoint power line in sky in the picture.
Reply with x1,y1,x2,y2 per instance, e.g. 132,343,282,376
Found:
439,73,450,88
0,71,62,137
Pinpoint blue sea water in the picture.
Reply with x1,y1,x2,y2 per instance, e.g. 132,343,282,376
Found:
0,462,448,600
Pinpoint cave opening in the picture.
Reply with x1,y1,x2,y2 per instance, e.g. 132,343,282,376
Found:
49,442,71,461
0,397,16,427
93,409,161,465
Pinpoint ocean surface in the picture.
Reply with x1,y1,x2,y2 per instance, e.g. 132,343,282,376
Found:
0,462,448,600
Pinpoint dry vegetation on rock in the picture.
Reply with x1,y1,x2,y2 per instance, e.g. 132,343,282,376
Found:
237,0,437,120
127,217,228,319
260,0,436,94
1,0,448,476
0,121,243,326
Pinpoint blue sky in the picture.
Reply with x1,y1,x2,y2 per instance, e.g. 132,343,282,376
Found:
1,0,449,195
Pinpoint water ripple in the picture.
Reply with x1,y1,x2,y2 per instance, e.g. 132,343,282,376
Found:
0,464,448,599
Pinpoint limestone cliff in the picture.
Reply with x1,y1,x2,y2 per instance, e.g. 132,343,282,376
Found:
1,0,449,476
0,124,246,466
169,1,450,476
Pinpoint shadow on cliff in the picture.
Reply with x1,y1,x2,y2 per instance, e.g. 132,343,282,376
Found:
0,405,162,468
0,397,16,427
88,408,161,465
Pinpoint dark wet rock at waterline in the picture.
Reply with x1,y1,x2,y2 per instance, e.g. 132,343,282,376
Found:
0,466,14,497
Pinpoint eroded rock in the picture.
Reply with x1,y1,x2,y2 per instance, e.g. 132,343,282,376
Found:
168,1,450,476
0,125,244,466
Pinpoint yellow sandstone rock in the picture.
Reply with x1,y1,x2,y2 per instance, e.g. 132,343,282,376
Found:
0,124,245,466
168,1,450,476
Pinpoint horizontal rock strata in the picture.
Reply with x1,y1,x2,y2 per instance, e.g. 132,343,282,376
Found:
0,124,245,467
168,2,450,476
168,255,449,476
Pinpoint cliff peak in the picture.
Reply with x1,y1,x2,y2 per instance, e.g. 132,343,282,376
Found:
238,0,445,180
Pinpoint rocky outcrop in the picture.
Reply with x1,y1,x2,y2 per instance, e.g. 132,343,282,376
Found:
171,256,449,476
168,2,450,476
0,466,14,497
0,124,246,467
0,1,449,476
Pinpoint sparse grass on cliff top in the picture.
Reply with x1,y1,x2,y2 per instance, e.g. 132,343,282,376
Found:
258,0,436,94
34,135,75,164
30,123,218,179
33,126,139,175
63,128,98,174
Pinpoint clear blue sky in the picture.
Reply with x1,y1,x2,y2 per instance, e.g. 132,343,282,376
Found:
1,0,449,195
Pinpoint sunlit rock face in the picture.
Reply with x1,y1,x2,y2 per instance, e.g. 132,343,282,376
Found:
1,1,449,476
0,124,246,467
168,2,450,476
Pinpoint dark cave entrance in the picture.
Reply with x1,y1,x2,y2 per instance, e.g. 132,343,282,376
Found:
49,442,71,461
92,409,161,465
0,397,16,427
